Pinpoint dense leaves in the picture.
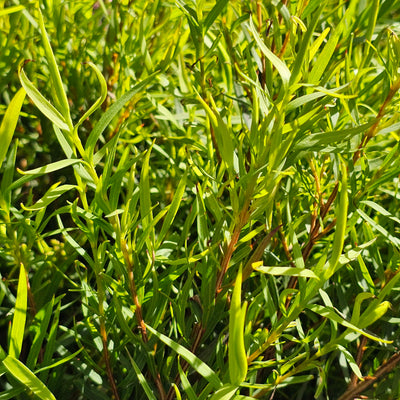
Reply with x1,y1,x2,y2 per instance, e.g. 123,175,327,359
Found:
1,1,400,399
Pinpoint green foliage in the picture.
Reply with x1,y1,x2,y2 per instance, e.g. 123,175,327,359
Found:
1,0,400,399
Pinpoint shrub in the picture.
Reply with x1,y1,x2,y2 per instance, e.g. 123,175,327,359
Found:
1,1,400,399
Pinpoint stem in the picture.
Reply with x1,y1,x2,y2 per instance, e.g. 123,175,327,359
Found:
96,274,120,400
215,205,250,296
165,323,205,400
353,76,400,164
121,240,147,341
257,1,266,90
338,351,400,400
349,335,368,387
121,239,167,400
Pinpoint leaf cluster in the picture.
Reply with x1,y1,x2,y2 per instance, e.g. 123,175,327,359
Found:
1,1,400,399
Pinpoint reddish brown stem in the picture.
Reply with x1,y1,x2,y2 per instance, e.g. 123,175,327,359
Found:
350,336,368,387
122,240,148,342
165,323,205,400
338,351,400,400
121,240,166,400
215,223,243,296
353,77,400,164
243,225,281,281
99,319,120,400
256,1,266,89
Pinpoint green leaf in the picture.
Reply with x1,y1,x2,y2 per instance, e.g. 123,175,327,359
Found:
9,263,27,359
2,356,56,400
195,183,210,251
0,88,26,167
19,67,69,131
194,90,236,174
229,267,248,385
37,7,72,127
178,361,198,400
140,144,154,248
248,18,291,88
34,349,83,374
156,170,187,247
326,161,348,278
357,301,391,330
17,158,83,176
85,71,159,162
5,159,83,197
22,183,76,211
290,3,325,86
309,0,357,85
336,345,363,380
0,387,25,399
0,141,18,213
357,208,400,248
0,5,25,16
209,384,238,400
145,324,223,389
253,264,318,279
75,62,107,130
126,351,158,400
203,0,229,33
350,292,375,325
308,304,391,343
26,298,55,369
291,121,374,153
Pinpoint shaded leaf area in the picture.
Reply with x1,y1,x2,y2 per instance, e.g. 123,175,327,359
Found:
1,1,400,400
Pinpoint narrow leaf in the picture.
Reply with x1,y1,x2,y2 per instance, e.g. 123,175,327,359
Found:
126,352,158,400
0,88,26,167
156,170,187,247
0,5,25,16
146,324,222,389
178,361,198,400
209,384,238,400
37,8,72,126
336,345,364,380
229,267,248,385
308,304,392,343
17,159,83,176
75,62,107,130
19,67,69,131
203,0,229,33
2,356,56,400
22,183,76,211
9,263,27,359
253,264,318,279
326,161,348,277
140,145,154,247
248,19,291,88
85,71,159,162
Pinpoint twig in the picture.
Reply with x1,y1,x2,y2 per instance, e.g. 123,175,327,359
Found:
121,240,166,400
353,76,400,164
350,336,368,387
338,351,400,400
165,323,205,400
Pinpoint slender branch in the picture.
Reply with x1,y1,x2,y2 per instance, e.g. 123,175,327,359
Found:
256,1,266,90
338,351,400,400
353,76,400,164
165,323,205,400
121,239,166,400
350,335,368,388
215,204,251,295
243,224,281,281
215,222,243,295
99,316,120,400
96,274,120,400
121,240,148,341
